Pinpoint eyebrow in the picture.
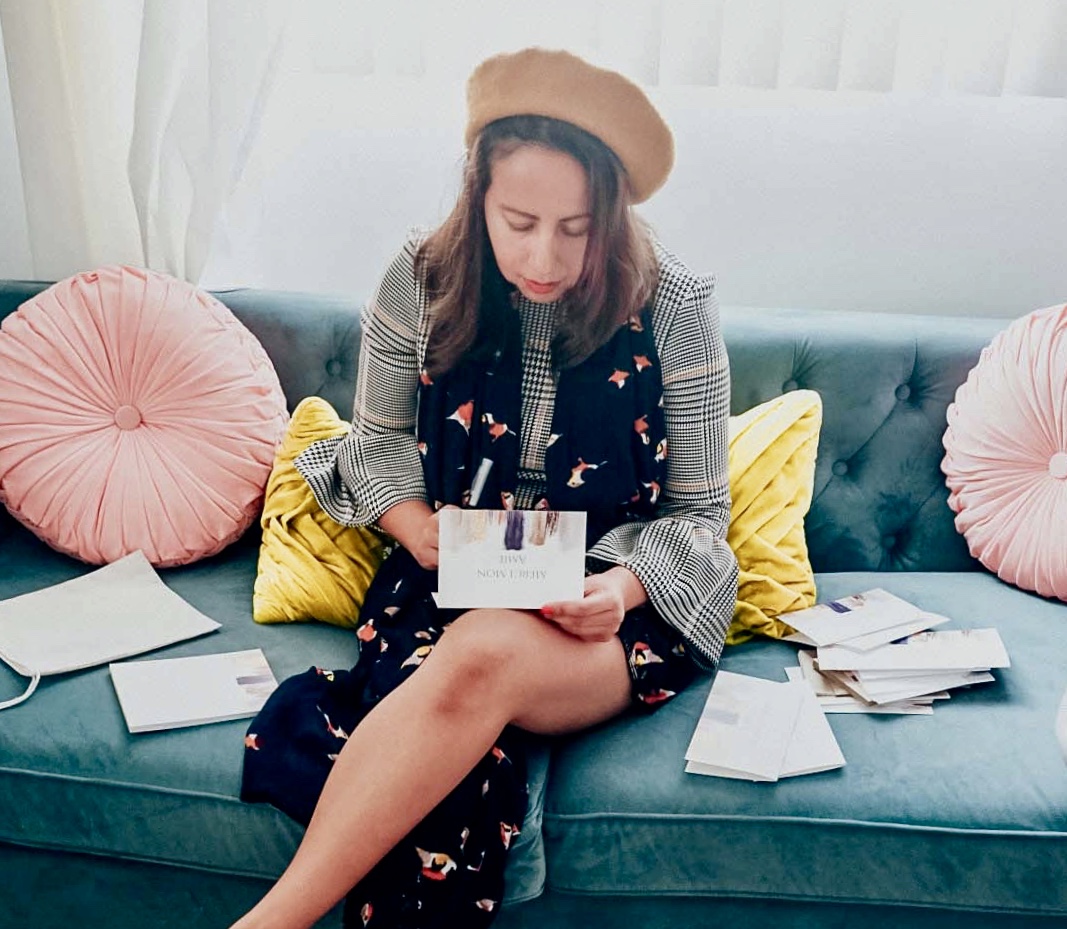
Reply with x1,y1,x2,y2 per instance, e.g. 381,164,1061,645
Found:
501,205,591,223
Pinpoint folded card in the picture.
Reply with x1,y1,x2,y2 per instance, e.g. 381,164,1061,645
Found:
435,509,586,609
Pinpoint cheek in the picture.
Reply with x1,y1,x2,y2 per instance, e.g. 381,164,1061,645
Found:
563,239,588,283
485,221,520,278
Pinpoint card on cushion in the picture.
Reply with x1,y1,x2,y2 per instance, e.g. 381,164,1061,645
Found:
253,396,391,628
725,389,822,645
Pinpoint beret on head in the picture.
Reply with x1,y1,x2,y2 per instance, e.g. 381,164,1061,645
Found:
465,47,675,204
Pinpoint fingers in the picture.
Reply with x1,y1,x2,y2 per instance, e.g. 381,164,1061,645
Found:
540,586,624,642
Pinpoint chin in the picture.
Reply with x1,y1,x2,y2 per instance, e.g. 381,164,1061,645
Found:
521,289,562,304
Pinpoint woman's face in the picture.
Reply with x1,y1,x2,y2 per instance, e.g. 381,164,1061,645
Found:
484,144,591,304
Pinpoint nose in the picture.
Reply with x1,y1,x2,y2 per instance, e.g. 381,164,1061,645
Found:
526,230,557,279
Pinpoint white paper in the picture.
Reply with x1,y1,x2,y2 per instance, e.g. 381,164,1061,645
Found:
781,589,922,647
685,671,804,782
836,612,950,652
777,680,846,777
435,510,586,609
796,649,852,697
110,648,278,733
0,551,220,677
816,628,1010,672
853,672,992,705
785,667,935,714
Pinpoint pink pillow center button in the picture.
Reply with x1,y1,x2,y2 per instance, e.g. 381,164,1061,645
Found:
1050,452,1067,481
114,404,143,431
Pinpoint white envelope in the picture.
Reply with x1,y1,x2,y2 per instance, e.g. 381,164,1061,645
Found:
685,672,845,781
685,671,802,781
782,589,922,647
0,551,220,709
816,628,1010,672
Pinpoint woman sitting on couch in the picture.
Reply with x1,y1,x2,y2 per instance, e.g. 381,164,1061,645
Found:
234,47,738,929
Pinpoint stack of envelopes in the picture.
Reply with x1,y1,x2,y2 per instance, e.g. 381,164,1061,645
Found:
782,589,1010,714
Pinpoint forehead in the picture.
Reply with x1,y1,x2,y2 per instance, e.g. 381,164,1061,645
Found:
486,144,589,214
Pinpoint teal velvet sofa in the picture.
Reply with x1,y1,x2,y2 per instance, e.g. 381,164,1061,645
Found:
2,280,1066,929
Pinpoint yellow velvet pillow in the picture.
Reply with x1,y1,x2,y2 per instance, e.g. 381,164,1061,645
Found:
253,397,391,627
725,390,822,644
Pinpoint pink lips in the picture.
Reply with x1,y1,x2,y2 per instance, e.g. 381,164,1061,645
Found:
524,278,559,296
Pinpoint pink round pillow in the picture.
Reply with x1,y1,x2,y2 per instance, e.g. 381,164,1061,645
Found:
0,265,289,567
942,303,1067,600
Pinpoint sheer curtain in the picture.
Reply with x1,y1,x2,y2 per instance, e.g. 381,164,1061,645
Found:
1,0,1064,284
304,0,1067,95
0,0,289,283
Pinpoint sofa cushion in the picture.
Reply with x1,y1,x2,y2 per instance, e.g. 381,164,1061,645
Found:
0,266,288,567
726,389,821,643
942,303,1067,601
254,396,390,628
0,523,548,905
541,571,1067,915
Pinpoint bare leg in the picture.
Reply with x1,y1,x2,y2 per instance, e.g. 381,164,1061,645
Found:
230,609,631,929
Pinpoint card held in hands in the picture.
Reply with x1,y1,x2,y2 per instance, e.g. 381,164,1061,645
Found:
435,510,587,610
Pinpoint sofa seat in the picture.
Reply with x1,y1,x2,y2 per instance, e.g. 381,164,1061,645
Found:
540,571,1067,917
0,522,551,910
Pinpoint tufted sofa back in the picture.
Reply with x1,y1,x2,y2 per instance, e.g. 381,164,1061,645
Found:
0,282,1007,574
722,306,1008,574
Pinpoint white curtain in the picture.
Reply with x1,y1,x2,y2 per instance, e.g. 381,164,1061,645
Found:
0,0,289,283
298,0,1067,96
1,0,1064,284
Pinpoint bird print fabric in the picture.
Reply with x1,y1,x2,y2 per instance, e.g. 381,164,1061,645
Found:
242,278,696,928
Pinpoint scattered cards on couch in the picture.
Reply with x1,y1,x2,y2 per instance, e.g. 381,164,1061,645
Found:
784,588,1009,714
686,590,1011,780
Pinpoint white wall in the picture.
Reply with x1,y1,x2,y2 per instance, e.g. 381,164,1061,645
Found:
2,51,1065,316
0,18,32,281
202,73,1067,317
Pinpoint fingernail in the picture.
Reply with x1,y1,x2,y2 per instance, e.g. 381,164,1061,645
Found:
541,607,554,618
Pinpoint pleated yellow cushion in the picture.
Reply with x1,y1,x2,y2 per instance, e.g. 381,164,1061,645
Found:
726,390,822,644
253,397,390,627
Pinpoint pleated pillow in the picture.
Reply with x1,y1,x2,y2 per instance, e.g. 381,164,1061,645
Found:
253,397,391,627
942,303,1067,601
0,265,288,566
726,389,822,644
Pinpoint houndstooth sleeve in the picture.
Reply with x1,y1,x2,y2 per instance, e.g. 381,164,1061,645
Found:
295,232,430,526
586,244,739,670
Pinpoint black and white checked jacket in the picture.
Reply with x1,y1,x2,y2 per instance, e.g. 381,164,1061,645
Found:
296,230,739,668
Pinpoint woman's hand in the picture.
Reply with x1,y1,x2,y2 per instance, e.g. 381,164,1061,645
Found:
377,501,457,571
539,566,649,643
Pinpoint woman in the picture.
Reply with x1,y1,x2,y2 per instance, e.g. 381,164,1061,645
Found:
235,47,738,929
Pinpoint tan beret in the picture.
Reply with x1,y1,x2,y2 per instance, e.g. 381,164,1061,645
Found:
465,47,674,204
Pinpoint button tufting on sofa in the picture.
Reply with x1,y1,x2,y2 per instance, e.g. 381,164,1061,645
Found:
895,383,912,402
882,534,897,550
325,359,343,377
782,378,798,392
831,459,849,477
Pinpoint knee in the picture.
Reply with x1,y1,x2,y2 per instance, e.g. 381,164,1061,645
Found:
425,611,524,715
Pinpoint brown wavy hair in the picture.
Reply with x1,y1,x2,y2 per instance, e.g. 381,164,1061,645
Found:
418,115,658,377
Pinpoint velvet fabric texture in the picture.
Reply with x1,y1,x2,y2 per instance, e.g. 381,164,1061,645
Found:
942,302,1067,601
253,397,391,628
0,265,288,567
725,390,822,643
